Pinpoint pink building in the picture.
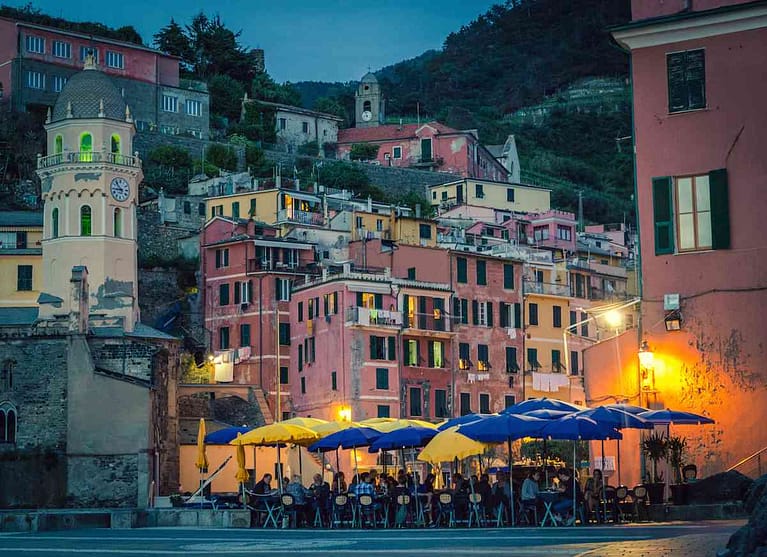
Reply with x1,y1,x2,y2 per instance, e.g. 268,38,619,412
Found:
336,122,509,181
200,217,317,419
593,0,767,483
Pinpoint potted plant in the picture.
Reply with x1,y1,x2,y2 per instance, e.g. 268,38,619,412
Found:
641,432,668,504
667,435,689,505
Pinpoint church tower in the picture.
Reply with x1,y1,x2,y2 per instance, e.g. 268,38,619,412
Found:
36,55,142,332
355,72,383,128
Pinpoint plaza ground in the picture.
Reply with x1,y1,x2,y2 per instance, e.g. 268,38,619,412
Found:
0,520,742,556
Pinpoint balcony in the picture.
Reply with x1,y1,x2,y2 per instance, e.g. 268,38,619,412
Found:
246,258,316,274
403,311,454,333
37,151,141,169
408,156,443,169
346,306,403,328
523,280,569,297
277,208,324,226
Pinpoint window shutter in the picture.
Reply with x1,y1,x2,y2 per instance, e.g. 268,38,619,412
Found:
487,303,493,327
709,168,730,249
514,303,521,328
403,294,410,326
499,302,508,328
428,341,434,368
461,299,468,324
370,336,376,359
215,250,221,268
387,336,396,361
652,176,674,255
453,298,461,320
375,293,383,309
248,280,254,302
356,292,363,307
234,281,241,304
472,300,479,325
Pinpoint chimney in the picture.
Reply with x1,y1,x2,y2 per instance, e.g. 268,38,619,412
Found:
69,266,89,334
415,204,421,218
367,196,372,213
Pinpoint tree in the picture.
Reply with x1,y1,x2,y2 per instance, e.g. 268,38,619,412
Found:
314,97,347,124
349,143,380,161
205,144,238,172
208,75,245,122
153,18,192,66
251,72,302,106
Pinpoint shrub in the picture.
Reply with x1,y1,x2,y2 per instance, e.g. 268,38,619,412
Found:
205,144,237,172
349,143,380,161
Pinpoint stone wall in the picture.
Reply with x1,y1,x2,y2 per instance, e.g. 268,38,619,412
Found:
133,133,245,171
66,454,139,508
137,208,198,264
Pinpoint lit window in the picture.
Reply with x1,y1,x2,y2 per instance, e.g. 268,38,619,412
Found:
80,206,92,236
105,51,124,69
25,35,44,54
52,40,71,59
162,95,178,113
79,133,92,161
675,175,712,251
52,75,67,93
111,134,121,154
54,135,63,155
185,99,203,116
113,208,122,238
26,71,44,90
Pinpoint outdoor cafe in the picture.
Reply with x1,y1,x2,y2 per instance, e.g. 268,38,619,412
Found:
177,398,714,529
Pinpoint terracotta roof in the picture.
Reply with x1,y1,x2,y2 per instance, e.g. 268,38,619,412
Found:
337,122,465,144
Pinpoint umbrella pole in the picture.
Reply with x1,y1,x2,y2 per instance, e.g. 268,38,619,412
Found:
278,445,283,492
601,439,606,520
353,446,359,480
336,448,340,477
320,450,325,483
617,439,622,486
253,446,257,488
572,442,576,523
299,445,303,478
543,438,549,486
508,438,515,526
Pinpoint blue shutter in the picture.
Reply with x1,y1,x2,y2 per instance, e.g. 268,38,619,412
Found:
652,176,674,255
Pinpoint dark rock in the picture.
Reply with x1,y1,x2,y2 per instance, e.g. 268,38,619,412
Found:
745,475,767,514
727,475,767,556
687,471,753,504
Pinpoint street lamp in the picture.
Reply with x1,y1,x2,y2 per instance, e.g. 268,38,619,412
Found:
338,406,352,422
638,340,655,402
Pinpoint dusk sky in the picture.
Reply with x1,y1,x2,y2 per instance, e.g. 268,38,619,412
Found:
8,0,499,83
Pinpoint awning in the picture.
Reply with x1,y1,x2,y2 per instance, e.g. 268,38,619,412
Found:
252,239,314,250
282,191,321,204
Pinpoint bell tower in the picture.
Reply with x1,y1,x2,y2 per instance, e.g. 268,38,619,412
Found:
355,72,383,128
36,55,142,332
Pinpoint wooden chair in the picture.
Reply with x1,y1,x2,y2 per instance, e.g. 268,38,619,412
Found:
395,494,412,528
632,485,649,522
467,492,485,528
435,491,456,528
331,493,351,529
355,494,378,528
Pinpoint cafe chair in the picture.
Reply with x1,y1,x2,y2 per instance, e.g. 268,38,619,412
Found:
280,493,298,528
518,499,538,526
631,485,650,522
435,491,456,528
467,493,485,528
395,494,412,528
331,494,352,529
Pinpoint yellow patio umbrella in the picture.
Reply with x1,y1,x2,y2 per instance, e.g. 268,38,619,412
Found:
195,418,209,471
234,433,249,508
364,418,438,433
418,426,490,464
282,417,328,429
311,420,359,438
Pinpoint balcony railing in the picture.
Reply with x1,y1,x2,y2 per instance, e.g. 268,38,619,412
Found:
403,311,453,332
346,306,403,327
523,280,569,297
37,151,141,169
277,208,324,226
246,258,315,273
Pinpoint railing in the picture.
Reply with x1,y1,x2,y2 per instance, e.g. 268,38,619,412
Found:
346,306,403,327
408,156,443,166
37,151,141,169
277,208,324,226
727,446,767,479
403,311,453,333
246,258,315,274
523,280,569,297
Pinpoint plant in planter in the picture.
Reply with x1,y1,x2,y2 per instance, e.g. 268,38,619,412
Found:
642,431,668,504
667,435,689,505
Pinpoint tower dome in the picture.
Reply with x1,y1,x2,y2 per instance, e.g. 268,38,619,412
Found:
51,60,127,122
360,72,378,84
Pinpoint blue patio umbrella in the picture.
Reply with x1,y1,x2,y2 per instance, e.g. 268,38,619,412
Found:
459,413,547,525
639,409,715,425
368,426,438,452
437,413,495,431
502,397,585,415
307,426,381,479
523,408,575,420
204,426,253,445
602,403,650,416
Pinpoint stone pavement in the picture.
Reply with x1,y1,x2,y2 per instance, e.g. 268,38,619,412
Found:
575,525,738,556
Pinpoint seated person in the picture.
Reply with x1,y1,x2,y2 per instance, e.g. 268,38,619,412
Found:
552,468,583,526
285,474,311,526
332,471,347,494
584,469,604,522
521,469,541,521
476,473,494,516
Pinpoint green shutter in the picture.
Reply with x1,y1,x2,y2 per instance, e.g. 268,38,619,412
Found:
709,168,730,249
504,264,514,289
388,336,396,361
370,336,377,359
514,303,521,328
356,292,363,307
375,293,383,309
403,294,410,327
234,281,241,304
487,303,493,327
428,341,434,367
652,176,674,255
499,302,508,328
472,300,479,325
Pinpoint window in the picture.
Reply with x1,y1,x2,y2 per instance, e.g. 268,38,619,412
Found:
211,205,223,218
476,260,487,285
25,35,44,53
419,224,432,240
506,188,515,202
297,301,304,322
674,174,714,252
278,118,287,130
80,206,92,236
392,146,402,159
527,348,540,370
186,99,203,116
52,75,67,93
1,361,12,391
298,344,303,371
79,132,92,160
477,344,489,371
458,342,471,370
472,300,493,327
26,70,44,89
80,46,98,63
552,350,563,373
331,371,337,390
475,184,484,198
307,298,314,318
570,351,580,376
300,376,306,394
460,393,472,416
240,324,251,347
106,51,124,69
305,337,316,363
428,340,444,368
499,302,515,328
420,138,432,162
215,248,229,269
0,402,17,444
198,203,206,216
162,95,178,112
17,266,32,291
280,366,289,385
302,121,309,133
52,40,71,58
409,387,422,416
441,191,448,200
570,310,577,328
506,347,519,373
407,267,416,280
456,257,467,283
667,49,705,113
376,219,383,232
276,278,291,302
370,335,395,361
113,208,122,238
553,305,562,328
51,208,59,238
404,339,419,366
581,312,589,337
528,303,538,326
557,225,572,241
219,327,230,350
111,134,121,154
479,394,490,414
533,226,549,241
375,367,389,390
219,283,230,305
232,201,240,219
434,390,448,418
377,405,390,418
503,264,514,289
279,323,290,345
183,201,191,215
504,395,516,410
54,135,63,155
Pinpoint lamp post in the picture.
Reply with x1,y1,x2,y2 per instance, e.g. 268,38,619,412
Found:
638,340,655,408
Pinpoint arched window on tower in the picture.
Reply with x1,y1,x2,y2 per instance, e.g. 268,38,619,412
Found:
1,359,13,390
80,205,92,236
54,134,63,156
363,101,371,112
0,402,17,444
111,134,121,155
79,132,93,162
52,208,59,238
113,207,122,238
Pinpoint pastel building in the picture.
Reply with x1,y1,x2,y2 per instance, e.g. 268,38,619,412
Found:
429,178,551,214
589,0,767,485
0,211,43,308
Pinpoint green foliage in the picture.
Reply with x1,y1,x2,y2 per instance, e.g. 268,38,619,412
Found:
297,141,319,157
642,432,669,483
180,352,214,384
153,18,193,68
208,74,245,122
395,190,435,218
251,72,302,106
205,144,237,172
349,143,380,161
319,161,381,199
520,439,590,466
667,436,688,484
313,96,348,126
143,145,194,194
230,102,277,143
148,145,194,169
244,144,271,177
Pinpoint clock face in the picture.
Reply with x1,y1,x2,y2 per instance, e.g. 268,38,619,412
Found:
110,177,130,202
361,110,373,122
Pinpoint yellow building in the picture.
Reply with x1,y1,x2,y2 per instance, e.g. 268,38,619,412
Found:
351,210,437,247
205,188,324,229
429,178,550,214
0,211,43,308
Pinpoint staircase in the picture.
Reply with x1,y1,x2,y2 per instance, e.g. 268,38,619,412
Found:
251,388,274,425
727,446,767,479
